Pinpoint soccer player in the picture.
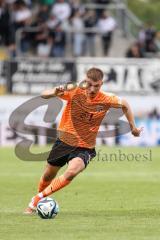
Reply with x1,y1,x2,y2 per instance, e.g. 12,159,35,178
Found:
24,67,142,214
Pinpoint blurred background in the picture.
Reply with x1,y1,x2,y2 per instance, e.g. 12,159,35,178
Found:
0,0,160,148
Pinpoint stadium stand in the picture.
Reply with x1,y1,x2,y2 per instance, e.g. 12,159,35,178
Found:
0,0,150,58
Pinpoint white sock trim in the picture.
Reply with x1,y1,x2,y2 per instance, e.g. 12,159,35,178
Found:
38,192,43,198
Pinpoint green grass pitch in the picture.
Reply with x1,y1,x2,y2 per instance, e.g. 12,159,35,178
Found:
0,145,160,240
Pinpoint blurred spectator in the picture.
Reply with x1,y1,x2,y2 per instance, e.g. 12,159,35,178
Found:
50,23,66,57
30,3,50,56
97,11,116,56
24,0,32,8
12,0,32,30
69,0,85,18
34,28,50,56
94,0,112,18
71,10,85,57
5,0,14,3
126,42,144,58
51,0,71,22
37,38,52,57
40,0,55,6
0,0,12,46
84,10,97,56
155,31,160,52
36,4,50,23
47,14,60,30
138,23,157,55
6,0,32,7
31,11,49,55
138,26,146,44
144,23,157,53
149,108,160,119
12,0,32,53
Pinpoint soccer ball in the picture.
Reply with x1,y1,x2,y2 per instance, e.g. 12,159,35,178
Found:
37,197,59,219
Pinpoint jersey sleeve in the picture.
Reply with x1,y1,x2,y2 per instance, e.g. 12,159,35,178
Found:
58,87,77,101
105,93,123,108
58,91,71,101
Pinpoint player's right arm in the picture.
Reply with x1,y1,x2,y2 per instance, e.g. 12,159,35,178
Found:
41,86,65,99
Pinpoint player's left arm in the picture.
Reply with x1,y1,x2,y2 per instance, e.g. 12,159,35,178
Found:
106,94,143,137
120,98,143,137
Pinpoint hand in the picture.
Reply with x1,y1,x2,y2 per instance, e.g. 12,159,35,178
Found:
41,83,76,99
41,86,65,98
131,127,143,137
54,85,65,96
55,83,76,95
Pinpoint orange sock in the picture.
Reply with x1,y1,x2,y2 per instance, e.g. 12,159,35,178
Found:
38,177,52,192
42,175,71,197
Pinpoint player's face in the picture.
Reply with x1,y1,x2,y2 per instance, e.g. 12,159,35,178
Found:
85,78,103,99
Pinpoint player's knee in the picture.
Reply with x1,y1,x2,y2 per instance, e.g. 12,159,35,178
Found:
64,170,77,181
43,174,52,182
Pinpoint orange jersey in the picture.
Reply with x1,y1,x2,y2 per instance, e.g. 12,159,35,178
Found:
58,87,122,148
